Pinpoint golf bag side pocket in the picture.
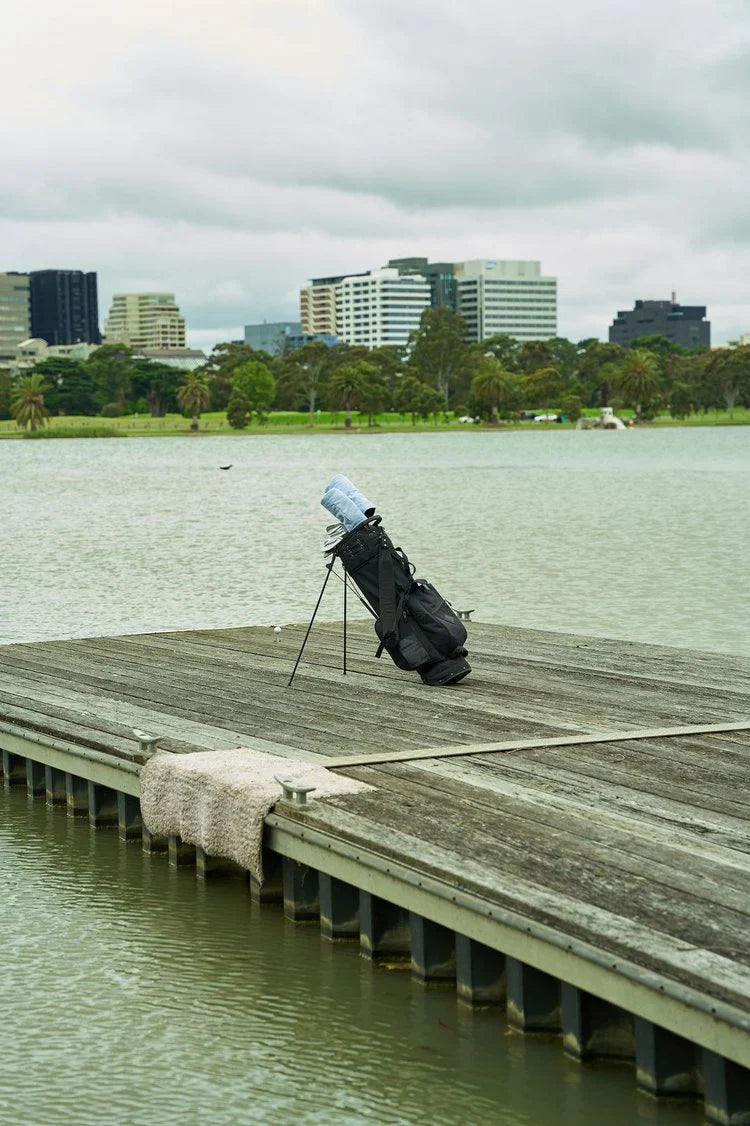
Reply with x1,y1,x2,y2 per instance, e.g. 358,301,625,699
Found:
373,581,467,672
406,581,467,657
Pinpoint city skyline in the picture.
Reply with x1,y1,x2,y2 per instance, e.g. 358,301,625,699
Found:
1,256,719,356
4,0,750,353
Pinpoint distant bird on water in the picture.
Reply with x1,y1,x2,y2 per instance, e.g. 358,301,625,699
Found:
219,464,233,470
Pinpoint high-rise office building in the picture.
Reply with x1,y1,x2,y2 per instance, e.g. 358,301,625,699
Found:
387,258,458,311
344,268,431,348
453,260,557,343
390,257,558,341
29,270,101,346
301,257,557,346
301,268,430,348
0,272,31,362
104,293,186,350
609,299,710,349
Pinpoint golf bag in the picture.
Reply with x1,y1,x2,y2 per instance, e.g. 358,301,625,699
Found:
332,516,471,686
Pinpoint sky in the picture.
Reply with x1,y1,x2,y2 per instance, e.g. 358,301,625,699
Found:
3,0,750,351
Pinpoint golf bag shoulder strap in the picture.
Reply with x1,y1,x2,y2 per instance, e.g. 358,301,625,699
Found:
375,540,445,664
377,537,399,644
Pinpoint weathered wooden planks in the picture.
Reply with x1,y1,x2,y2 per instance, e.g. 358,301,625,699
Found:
2,620,750,1020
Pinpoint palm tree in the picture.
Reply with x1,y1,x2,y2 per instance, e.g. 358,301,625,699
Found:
616,350,660,421
471,358,512,423
328,361,375,428
177,374,211,431
12,373,49,431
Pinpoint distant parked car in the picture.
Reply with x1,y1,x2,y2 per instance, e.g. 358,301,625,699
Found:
533,413,561,422
458,415,478,424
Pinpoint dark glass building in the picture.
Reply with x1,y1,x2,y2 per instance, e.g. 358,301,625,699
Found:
609,299,710,349
388,257,458,311
29,270,101,345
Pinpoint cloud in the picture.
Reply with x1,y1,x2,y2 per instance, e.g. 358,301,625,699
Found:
3,0,750,346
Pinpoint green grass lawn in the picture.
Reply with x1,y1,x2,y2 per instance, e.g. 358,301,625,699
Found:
1,406,748,437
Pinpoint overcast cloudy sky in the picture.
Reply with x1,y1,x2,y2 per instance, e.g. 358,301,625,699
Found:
4,0,750,350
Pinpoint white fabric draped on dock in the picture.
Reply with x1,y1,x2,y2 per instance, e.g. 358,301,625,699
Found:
140,748,372,882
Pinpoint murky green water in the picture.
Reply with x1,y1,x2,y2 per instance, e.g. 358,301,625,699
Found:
0,786,700,1125
1,428,746,1123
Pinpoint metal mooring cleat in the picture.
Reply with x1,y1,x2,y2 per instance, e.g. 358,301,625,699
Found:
132,729,162,757
456,609,475,621
275,776,317,805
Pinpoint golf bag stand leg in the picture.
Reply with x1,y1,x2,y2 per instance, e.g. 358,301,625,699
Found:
287,560,335,688
343,569,347,676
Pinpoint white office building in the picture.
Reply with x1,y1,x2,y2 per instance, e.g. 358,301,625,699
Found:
301,268,430,349
454,260,557,343
337,268,430,348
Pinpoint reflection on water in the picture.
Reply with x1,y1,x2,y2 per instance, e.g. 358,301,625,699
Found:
0,788,700,1126
1,427,748,654
1,430,729,1123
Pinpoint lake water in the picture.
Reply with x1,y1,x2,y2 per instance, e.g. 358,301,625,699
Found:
0,786,700,1126
0,428,747,1125
1,427,749,653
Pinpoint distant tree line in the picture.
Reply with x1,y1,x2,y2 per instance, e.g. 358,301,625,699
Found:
2,310,749,429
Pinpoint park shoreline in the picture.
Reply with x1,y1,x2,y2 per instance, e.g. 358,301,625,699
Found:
1,416,749,439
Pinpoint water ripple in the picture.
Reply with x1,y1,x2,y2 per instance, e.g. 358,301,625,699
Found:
1,429,748,654
0,789,699,1126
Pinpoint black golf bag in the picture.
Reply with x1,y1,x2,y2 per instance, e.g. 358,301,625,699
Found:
332,517,471,686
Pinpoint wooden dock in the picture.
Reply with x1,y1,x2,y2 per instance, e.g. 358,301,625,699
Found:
2,621,750,1123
